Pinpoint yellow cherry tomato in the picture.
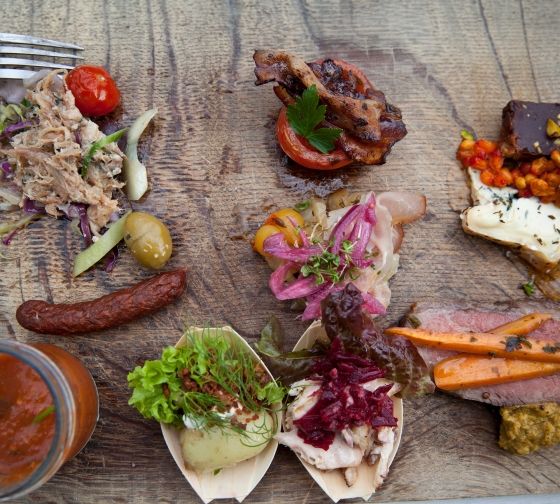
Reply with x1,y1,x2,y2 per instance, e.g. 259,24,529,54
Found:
253,224,282,256
265,208,304,246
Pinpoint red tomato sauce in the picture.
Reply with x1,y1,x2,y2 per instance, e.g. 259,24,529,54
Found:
0,354,55,486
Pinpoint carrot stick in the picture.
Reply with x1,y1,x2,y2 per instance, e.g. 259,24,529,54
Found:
434,355,560,390
384,327,560,363
433,312,558,390
489,313,552,336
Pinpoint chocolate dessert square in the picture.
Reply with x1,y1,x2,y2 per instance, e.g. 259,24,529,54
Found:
501,100,560,158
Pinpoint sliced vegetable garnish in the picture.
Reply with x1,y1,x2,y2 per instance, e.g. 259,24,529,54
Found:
0,214,42,237
32,405,55,423
81,128,128,177
434,354,560,391
434,313,557,390
0,187,21,205
124,108,157,201
286,85,342,154
73,210,131,277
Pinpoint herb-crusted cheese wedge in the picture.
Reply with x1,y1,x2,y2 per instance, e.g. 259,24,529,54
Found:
462,169,560,271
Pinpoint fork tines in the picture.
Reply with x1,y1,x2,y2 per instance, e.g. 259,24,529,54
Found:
0,32,83,80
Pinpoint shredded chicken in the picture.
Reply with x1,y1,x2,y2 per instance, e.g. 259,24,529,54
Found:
1,70,124,234
277,378,399,488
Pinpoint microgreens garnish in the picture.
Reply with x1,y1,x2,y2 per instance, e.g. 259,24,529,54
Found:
294,200,311,212
521,280,535,297
287,85,342,154
300,240,361,285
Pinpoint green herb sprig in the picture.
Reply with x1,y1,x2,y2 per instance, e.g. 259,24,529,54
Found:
460,129,475,141
300,240,360,285
521,280,535,297
287,85,342,154
81,128,127,177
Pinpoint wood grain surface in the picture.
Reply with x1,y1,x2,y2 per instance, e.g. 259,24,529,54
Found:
2,0,560,502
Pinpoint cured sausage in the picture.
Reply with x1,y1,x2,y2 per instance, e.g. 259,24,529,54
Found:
16,269,187,335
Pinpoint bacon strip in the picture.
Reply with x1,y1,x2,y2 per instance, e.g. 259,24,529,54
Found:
254,50,406,164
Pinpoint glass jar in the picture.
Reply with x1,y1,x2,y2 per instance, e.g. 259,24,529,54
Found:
0,340,99,501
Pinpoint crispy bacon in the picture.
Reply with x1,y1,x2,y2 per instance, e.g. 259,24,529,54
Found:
254,50,406,165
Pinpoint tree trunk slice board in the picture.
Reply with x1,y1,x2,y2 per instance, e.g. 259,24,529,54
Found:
1,0,559,502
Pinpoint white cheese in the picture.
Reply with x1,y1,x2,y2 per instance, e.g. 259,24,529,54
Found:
461,169,560,268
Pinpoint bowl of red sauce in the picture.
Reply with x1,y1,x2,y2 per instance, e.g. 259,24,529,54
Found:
0,340,98,500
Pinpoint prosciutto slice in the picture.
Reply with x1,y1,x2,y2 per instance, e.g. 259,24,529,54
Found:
254,50,406,164
404,301,560,406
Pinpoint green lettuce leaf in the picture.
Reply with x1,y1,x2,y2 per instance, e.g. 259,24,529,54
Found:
128,331,285,427
127,346,186,427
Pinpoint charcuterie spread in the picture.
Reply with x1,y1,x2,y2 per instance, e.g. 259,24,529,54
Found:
1,35,559,504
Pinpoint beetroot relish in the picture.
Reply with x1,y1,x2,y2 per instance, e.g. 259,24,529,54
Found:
293,338,398,450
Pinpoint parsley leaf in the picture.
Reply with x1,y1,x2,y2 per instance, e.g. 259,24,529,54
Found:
286,85,342,154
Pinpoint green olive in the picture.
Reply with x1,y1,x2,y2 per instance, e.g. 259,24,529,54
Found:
124,212,172,269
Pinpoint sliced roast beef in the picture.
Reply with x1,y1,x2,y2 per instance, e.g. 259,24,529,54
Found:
404,301,560,406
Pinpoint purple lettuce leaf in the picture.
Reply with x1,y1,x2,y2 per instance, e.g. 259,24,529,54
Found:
321,284,434,398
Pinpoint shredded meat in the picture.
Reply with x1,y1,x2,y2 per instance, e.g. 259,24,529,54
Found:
254,50,406,164
1,70,124,234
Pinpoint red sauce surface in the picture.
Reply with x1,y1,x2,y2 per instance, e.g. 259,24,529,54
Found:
0,354,55,486
294,338,397,450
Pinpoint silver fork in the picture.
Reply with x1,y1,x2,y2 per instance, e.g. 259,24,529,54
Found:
0,33,83,80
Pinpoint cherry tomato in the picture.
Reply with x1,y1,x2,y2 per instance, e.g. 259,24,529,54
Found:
276,107,352,171
66,65,121,117
265,208,305,246
313,58,374,96
275,58,374,170
253,224,283,256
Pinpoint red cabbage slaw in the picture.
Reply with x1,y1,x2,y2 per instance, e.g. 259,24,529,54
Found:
293,337,397,450
264,194,386,320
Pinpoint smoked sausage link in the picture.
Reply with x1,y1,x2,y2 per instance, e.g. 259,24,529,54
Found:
16,269,187,335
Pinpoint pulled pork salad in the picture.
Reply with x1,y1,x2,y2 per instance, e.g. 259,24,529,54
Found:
0,67,157,272
2,71,124,234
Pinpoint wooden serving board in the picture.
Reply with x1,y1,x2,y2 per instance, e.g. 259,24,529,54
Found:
2,0,559,502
